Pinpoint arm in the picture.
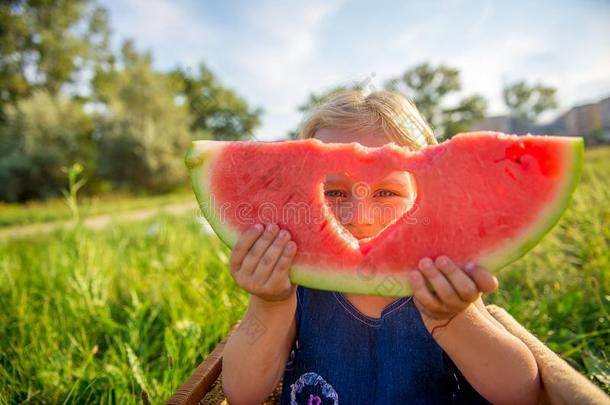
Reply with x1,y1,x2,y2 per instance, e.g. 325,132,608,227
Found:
223,294,297,405
221,223,299,405
408,256,541,405
423,298,540,405
473,295,509,332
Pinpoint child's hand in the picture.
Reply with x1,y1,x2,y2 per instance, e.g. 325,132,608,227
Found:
229,222,298,304
407,256,498,323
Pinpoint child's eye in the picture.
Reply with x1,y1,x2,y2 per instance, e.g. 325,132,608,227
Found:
375,190,398,197
324,190,347,198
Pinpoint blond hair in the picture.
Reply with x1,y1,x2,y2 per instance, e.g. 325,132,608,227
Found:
298,89,437,150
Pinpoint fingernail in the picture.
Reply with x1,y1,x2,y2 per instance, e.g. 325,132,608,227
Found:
254,223,263,231
464,261,476,272
266,223,277,232
279,230,288,239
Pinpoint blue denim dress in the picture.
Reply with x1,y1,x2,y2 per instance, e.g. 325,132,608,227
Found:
280,285,492,404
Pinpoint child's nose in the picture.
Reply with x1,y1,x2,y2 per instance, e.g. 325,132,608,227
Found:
348,198,376,226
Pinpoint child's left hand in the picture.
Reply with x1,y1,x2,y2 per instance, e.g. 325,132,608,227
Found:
407,256,498,324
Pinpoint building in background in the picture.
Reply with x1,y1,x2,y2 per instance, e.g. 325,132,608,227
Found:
472,96,610,144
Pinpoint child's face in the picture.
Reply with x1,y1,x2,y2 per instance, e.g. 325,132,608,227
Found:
314,128,416,243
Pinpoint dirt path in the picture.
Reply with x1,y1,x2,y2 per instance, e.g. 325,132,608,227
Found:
0,201,199,240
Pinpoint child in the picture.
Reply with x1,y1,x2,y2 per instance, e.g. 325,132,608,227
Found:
222,89,541,404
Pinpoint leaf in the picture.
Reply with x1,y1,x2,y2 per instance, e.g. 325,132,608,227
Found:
125,344,150,394
582,350,610,386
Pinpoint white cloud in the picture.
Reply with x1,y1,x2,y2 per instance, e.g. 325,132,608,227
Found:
453,33,555,115
229,0,345,140
99,0,610,140
101,0,347,140
107,0,218,67
388,1,610,122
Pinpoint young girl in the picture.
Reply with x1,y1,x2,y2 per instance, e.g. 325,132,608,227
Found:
222,89,541,404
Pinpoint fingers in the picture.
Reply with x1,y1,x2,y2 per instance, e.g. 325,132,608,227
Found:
434,256,481,302
240,223,281,277
408,256,499,320
464,263,499,293
228,222,299,303
418,257,464,309
407,270,444,312
230,223,265,276
265,240,297,289
252,229,292,285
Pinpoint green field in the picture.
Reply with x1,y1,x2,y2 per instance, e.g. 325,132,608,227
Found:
0,147,609,403
0,190,193,228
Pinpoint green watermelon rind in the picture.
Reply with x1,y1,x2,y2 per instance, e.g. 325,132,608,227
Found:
477,136,584,271
290,264,414,297
185,136,584,297
185,141,240,247
287,137,584,296
186,141,414,296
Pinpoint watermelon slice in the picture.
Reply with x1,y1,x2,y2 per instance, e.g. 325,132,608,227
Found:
185,131,583,297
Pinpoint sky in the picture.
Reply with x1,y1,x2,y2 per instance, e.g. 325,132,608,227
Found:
99,0,610,141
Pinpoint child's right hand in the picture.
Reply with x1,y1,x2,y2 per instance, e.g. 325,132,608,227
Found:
229,222,298,304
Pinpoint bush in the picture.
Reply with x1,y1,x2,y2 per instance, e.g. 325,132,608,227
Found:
0,91,97,202
96,110,192,194
93,44,193,194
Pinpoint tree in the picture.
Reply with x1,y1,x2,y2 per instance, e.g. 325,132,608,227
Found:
384,63,487,140
170,64,262,141
0,0,112,119
287,83,364,139
443,95,489,138
0,90,96,201
502,81,557,123
93,41,192,193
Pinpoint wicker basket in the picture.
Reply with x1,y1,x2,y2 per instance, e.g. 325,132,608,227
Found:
165,305,610,405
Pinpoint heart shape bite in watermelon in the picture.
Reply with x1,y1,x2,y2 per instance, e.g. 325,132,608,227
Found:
185,131,583,297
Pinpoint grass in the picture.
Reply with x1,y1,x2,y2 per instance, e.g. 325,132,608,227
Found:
485,144,610,390
0,190,194,228
0,146,608,403
0,213,244,403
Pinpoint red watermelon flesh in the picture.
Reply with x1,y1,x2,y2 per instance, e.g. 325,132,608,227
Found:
185,131,583,297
